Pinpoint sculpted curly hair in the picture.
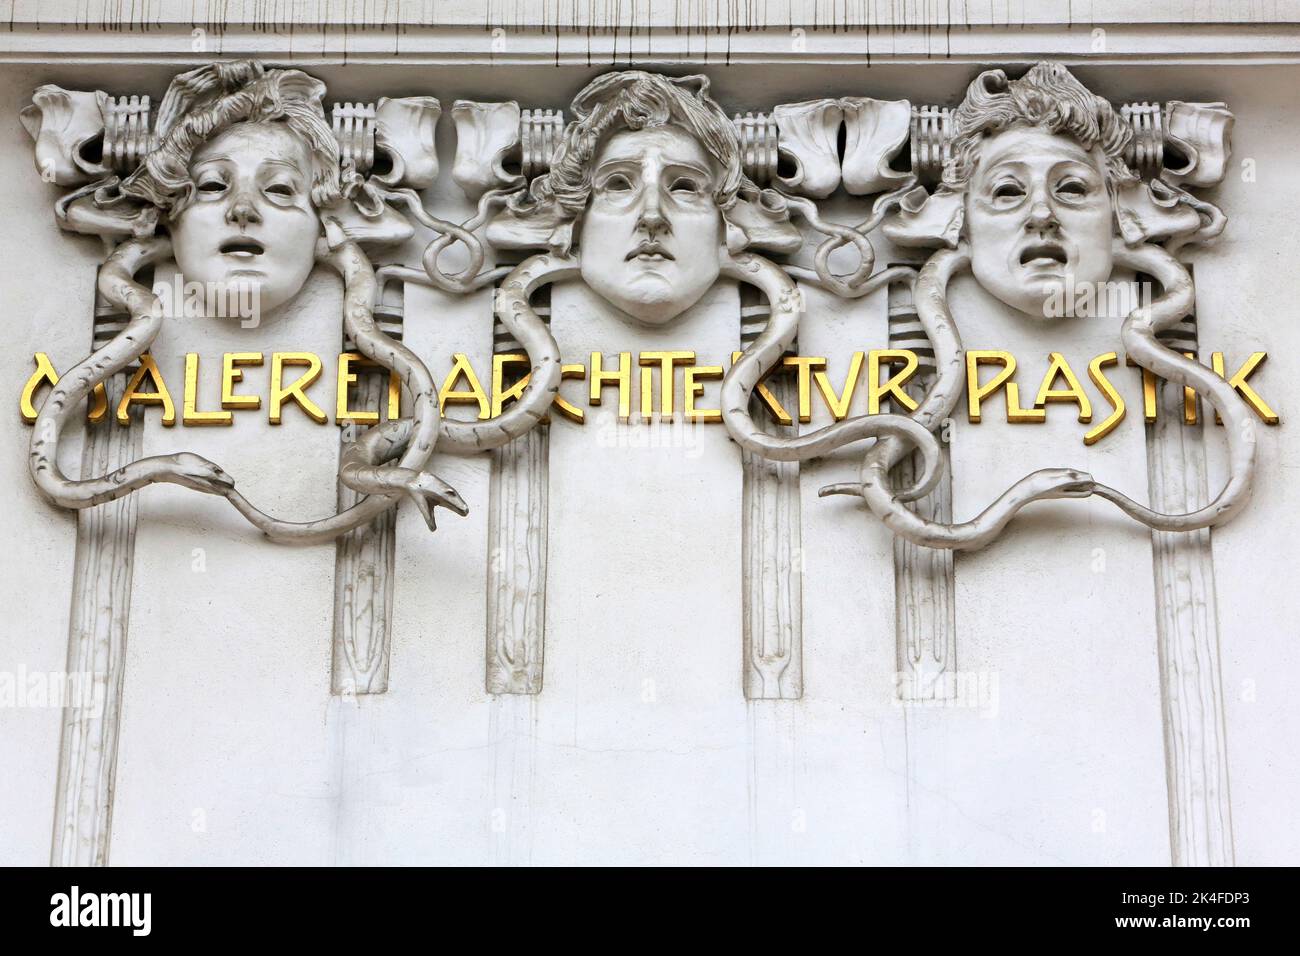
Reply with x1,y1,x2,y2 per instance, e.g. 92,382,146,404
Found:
944,62,1137,190
120,60,355,216
514,70,750,221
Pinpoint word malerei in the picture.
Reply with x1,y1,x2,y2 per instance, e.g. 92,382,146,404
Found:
21,347,1279,446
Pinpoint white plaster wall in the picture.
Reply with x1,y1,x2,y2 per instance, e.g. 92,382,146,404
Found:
0,64,90,866
1192,69,1300,868
1,58,1297,866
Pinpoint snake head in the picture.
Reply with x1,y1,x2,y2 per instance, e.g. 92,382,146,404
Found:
1041,467,1095,499
405,471,469,532
166,453,236,496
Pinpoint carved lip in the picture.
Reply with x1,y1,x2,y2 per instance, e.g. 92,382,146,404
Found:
219,237,266,258
627,240,674,262
1018,241,1068,266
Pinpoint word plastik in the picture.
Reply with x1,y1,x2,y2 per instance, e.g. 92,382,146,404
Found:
21,347,1279,447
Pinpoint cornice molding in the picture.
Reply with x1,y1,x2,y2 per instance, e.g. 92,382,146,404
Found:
3,7,1300,65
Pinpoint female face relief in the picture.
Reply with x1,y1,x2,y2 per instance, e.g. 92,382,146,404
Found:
964,126,1115,317
578,125,724,324
168,121,322,315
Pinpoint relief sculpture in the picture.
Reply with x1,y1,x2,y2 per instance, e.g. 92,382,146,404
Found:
12,42,1269,871
862,63,1245,548
23,61,1250,553
451,71,944,503
443,64,1249,552
23,61,475,543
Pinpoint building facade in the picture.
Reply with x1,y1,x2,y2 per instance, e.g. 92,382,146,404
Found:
1,1,1297,866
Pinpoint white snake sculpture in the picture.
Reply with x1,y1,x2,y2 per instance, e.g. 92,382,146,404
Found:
28,231,569,544
39,196,1248,553
719,250,945,497
819,240,1257,550
339,251,573,458
397,183,949,498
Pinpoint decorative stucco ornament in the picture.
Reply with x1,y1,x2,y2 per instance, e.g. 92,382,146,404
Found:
766,98,844,198
836,62,1251,549
433,65,1252,553
21,85,114,186
372,96,443,189
432,70,945,486
26,62,1254,556
840,96,913,196
23,61,478,543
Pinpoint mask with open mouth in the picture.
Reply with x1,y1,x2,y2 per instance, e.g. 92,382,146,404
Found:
964,126,1115,317
219,237,266,257
168,121,322,315
1018,240,1068,268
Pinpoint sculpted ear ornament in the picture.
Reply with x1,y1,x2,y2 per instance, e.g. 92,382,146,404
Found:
23,61,475,544
838,62,1255,550
372,96,442,190
21,85,114,186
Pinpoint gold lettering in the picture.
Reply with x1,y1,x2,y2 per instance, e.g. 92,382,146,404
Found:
20,352,58,424
491,353,530,419
781,355,827,423
1123,355,1160,422
684,365,723,423
639,351,696,418
269,352,326,424
183,353,233,426
1141,367,1158,422
1182,352,1199,425
20,353,107,424
554,363,587,423
866,350,919,416
117,354,176,426
387,368,401,420
731,351,793,426
967,350,1043,423
1211,352,1280,424
335,352,380,426
1033,352,1092,423
590,351,632,422
439,353,491,420
1084,352,1126,445
813,351,866,420
222,352,263,411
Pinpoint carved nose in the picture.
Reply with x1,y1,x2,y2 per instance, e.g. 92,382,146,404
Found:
637,185,668,236
1026,199,1058,231
226,195,263,228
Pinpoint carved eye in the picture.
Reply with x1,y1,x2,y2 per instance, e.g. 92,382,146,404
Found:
603,173,634,192
265,182,295,198
197,178,227,194
992,181,1024,202
669,176,702,195
1056,178,1088,199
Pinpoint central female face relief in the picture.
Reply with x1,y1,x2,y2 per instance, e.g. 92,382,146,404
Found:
578,125,724,324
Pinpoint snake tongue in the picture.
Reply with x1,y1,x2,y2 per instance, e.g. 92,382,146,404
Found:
408,491,437,532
